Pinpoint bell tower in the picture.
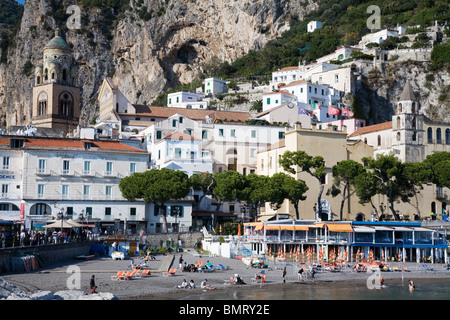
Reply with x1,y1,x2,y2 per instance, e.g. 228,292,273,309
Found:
391,81,425,162
32,29,80,133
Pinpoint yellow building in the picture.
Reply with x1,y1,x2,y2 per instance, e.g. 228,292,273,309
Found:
258,122,374,221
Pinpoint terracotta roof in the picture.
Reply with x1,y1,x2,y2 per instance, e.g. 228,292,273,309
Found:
283,80,308,88
164,131,200,141
0,136,147,153
259,139,285,153
278,66,299,71
263,90,296,97
119,106,250,123
348,121,392,137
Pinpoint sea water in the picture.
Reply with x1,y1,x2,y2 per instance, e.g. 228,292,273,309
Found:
181,281,450,300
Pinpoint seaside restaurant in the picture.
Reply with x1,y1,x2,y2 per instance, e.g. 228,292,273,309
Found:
243,220,448,264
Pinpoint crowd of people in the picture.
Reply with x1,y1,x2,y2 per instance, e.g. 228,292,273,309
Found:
0,229,95,248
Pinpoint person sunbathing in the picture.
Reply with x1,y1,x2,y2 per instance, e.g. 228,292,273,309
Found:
201,279,215,290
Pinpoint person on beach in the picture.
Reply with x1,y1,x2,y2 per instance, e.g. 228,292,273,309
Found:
201,279,215,290
310,267,316,283
90,286,97,294
90,275,96,290
282,267,287,283
298,268,304,282
176,279,188,289
188,280,196,289
409,280,415,291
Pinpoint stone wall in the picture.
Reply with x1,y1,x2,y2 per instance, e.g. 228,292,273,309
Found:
143,232,203,250
0,242,93,273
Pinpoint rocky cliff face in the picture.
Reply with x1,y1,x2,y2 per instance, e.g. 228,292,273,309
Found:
0,0,318,127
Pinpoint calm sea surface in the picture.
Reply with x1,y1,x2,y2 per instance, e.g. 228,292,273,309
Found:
181,280,450,300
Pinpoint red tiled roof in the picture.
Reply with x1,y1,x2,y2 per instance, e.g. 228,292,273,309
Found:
119,106,250,123
348,121,392,137
0,136,147,153
164,131,200,141
283,80,308,88
279,66,299,71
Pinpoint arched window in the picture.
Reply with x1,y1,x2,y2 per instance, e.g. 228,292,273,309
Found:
437,128,442,144
62,69,67,82
412,117,416,129
36,76,41,85
44,69,48,81
398,103,402,113
38,92,47,116
377,135,381,146
396,132,401,141
411,102,416,114
427,127,433,143
59,92,73,118
446,129,450,145
51,72,55,80
412,131,417,142
396,116,401,129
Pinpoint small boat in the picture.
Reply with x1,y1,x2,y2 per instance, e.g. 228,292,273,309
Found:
75,255,95,260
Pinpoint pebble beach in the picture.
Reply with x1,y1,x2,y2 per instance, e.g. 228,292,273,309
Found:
2,249,450,300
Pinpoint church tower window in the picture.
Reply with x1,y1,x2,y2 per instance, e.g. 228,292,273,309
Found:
62,69,67,82
59,92,73,118
44,69,48,81
38,92,48,116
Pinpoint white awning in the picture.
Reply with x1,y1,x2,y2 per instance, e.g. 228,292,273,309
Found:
413,227,434,232
353,226,375,233
393,227,413,232
374,226,394,231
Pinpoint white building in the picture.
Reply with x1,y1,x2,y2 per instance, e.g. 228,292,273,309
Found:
204,77,228,96
0,135,152,234
262,91,298,112
310,66,355,94
152,131,213,176
307,21,323,33
167,91,208,109
316,46,362,64
270,62,339,89
359,29,399,49
281,80,341,111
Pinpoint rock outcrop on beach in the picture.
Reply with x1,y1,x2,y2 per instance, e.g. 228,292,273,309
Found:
0,277,118,300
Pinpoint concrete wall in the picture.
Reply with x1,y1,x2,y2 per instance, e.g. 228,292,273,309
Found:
0,242,93,273
143,232,203,250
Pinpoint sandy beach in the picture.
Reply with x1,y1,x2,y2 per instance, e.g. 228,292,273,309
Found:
2,249,450,300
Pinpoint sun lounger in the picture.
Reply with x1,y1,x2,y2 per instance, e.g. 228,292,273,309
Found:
163,268,176,277
111,271,125,281
132,268,142,278
422,264,434,271
141,269,151,276
122,271,134,280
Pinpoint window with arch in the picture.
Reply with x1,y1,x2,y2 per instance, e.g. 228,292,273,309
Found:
398,103,402,113
411,102,415,114
36,76,41,85
427,127,433,143
436,128,442,144
377,135,381,146
38,92,48,116
44,69,48,81
396,132,401,141
59,92,73,118
62,69,68,82
412,117,416,129
396,116,401,129
446,129,450,145
412,131,417,142
51,71,55,80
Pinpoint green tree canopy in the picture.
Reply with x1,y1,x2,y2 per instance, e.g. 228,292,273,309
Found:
330,160,365,221
280,150,326,220
270,172,309,220
119,168,190,233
